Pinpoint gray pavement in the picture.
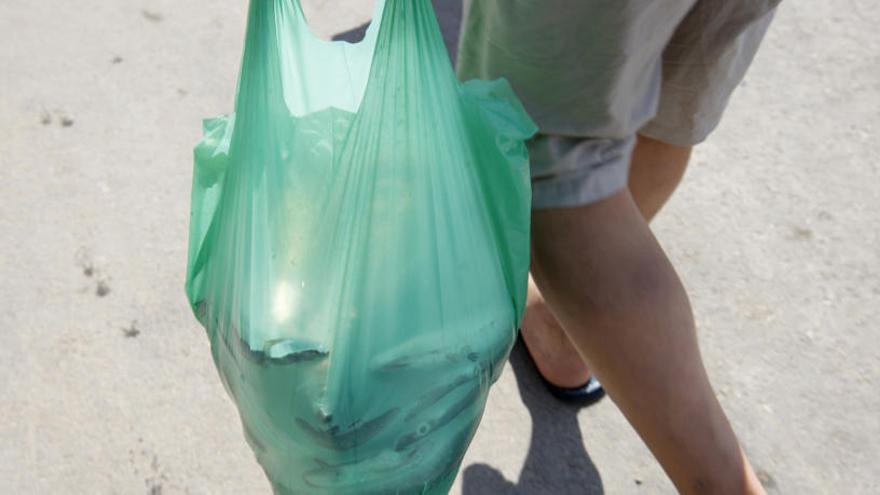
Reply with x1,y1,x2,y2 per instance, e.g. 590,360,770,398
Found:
1,0,878,493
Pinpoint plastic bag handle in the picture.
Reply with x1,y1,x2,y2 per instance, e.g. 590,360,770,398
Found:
232,0,456,121
354,0,461,125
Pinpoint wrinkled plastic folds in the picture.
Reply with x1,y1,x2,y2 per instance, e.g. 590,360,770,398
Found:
185,0,537,493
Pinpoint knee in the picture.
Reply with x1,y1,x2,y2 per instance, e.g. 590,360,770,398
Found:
529,193,695,332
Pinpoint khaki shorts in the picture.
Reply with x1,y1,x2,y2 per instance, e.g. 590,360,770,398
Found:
457,0,781,209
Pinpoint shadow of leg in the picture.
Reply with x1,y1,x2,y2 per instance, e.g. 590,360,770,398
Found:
462,339,604,494
462,463,517,494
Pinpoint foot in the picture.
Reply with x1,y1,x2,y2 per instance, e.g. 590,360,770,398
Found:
520,284,593,389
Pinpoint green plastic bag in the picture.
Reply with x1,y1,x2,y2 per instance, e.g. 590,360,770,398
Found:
185,0,537,493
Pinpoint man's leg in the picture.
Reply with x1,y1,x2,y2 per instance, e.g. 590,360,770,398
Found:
520,135,691,387
530,190,763,494
628,134,692,220
517,0,779,390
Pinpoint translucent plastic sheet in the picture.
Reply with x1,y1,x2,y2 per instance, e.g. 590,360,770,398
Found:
185,1,537,493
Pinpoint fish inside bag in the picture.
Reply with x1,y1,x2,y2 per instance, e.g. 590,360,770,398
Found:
184,0,537,493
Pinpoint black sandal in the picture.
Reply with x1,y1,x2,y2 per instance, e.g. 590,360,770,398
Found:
516,330,606,407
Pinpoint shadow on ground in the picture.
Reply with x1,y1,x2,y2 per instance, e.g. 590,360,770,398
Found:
460,339,604,495
333,3,603,492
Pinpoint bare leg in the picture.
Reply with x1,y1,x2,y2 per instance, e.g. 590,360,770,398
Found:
520,275,592,388
520,135,691,387
531,190,764,494
628,134,692,220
